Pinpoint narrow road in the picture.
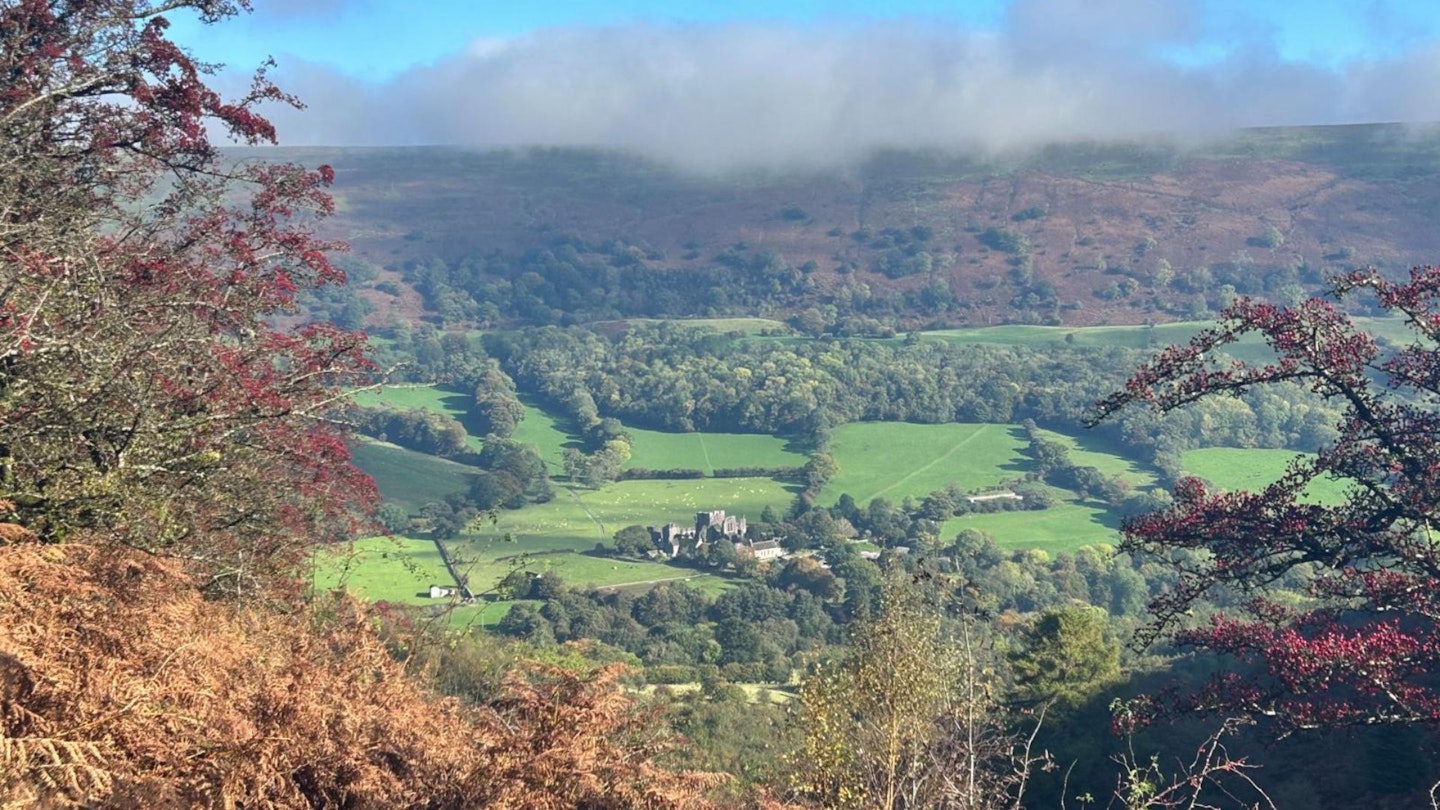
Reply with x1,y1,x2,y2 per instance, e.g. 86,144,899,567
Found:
598,574,710,590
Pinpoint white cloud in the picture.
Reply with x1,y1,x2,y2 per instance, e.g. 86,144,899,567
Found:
246,14,1440,171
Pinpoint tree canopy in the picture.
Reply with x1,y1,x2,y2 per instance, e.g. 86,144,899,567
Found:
0,0,375,594
1093,273,1440,735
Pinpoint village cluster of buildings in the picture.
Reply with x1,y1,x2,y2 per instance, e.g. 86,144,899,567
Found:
427,508,785,600
649,509,784,562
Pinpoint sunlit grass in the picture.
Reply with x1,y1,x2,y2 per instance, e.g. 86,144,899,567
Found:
822,422,1030,505
1180,447,1351,504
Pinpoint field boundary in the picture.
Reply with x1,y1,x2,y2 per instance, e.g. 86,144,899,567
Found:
432,536,471,598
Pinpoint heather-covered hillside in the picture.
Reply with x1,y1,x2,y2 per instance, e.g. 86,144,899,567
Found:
276,126,1440,328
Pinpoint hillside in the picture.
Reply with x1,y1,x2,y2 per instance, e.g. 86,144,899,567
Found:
263,123,1440,328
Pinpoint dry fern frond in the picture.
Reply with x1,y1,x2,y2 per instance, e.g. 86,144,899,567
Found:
0,735,112,806
0,523,35,545
0,542,745,809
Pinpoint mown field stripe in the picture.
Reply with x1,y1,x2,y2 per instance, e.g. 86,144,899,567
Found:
695,432,715,477
563,484,609,541
862,424,992,504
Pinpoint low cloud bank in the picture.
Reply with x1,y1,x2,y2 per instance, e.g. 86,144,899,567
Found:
248,0,1440,171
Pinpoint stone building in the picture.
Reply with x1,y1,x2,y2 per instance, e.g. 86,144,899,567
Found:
650,509,750,558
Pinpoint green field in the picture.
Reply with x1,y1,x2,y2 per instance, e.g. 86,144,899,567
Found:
312,534,715,629
352,386,580,474
821,422,1030,504
623,427,807,474
314,536,454,604
1180,447,1352,503
921,322,1282,365
920,315,1410,367
358,387,806,480
353,384,483,450
943,499,1120,554
820,421,1148,552
1350,316,1424,347
350,440,474,512
450,548,714,598
512,394,806,477
665,574,740,598
921,322,1209,350
354,383,466,413
637,683,796,703
512,395,581,472
481,477,793,554
429,476,791,597
1034,428,1159,491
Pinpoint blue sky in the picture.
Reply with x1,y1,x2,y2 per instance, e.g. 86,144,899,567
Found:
182,1,1010,79
171,0,1440,168
176,0,1439,78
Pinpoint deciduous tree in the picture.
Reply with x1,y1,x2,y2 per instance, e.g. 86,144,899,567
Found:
1091,273,1440,735
790,578,1046,809
0,0,375,595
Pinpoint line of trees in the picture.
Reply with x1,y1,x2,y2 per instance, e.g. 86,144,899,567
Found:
352,406,471,457
484,323,1345,463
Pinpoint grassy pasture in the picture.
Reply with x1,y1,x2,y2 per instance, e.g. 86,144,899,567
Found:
311,535,716,629
512,395,581,472
354,383,464,413
448,548,711,597
313,536,453,604
1180,447,1352,504
1033,428,1159,491
637,683,795,703
1353,315,1422,347
436,476,789,596
921,322,1281,365
660,574,739,598
623,427,806,474
512,394,807,477
350,440,474,512
821,422,1031,505
921,322,1205,350
352,386,583,473
353,384,484,451
919,315,1410,367
942,498,1120,555
481,477,793,553
817,421,1147,552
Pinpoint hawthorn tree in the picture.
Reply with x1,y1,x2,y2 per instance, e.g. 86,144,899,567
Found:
1090,270,1440,735
0,0,375,595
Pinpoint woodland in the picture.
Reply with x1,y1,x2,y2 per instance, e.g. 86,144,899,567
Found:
5,2,1440,810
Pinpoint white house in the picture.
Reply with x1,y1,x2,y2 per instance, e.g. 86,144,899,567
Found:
745,538,785,561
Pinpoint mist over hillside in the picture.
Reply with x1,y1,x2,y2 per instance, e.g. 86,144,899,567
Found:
267,123,1440,329
247,8,1440,172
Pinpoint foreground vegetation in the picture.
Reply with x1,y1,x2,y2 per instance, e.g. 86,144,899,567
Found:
13,3,1440,805
0,5,746,807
